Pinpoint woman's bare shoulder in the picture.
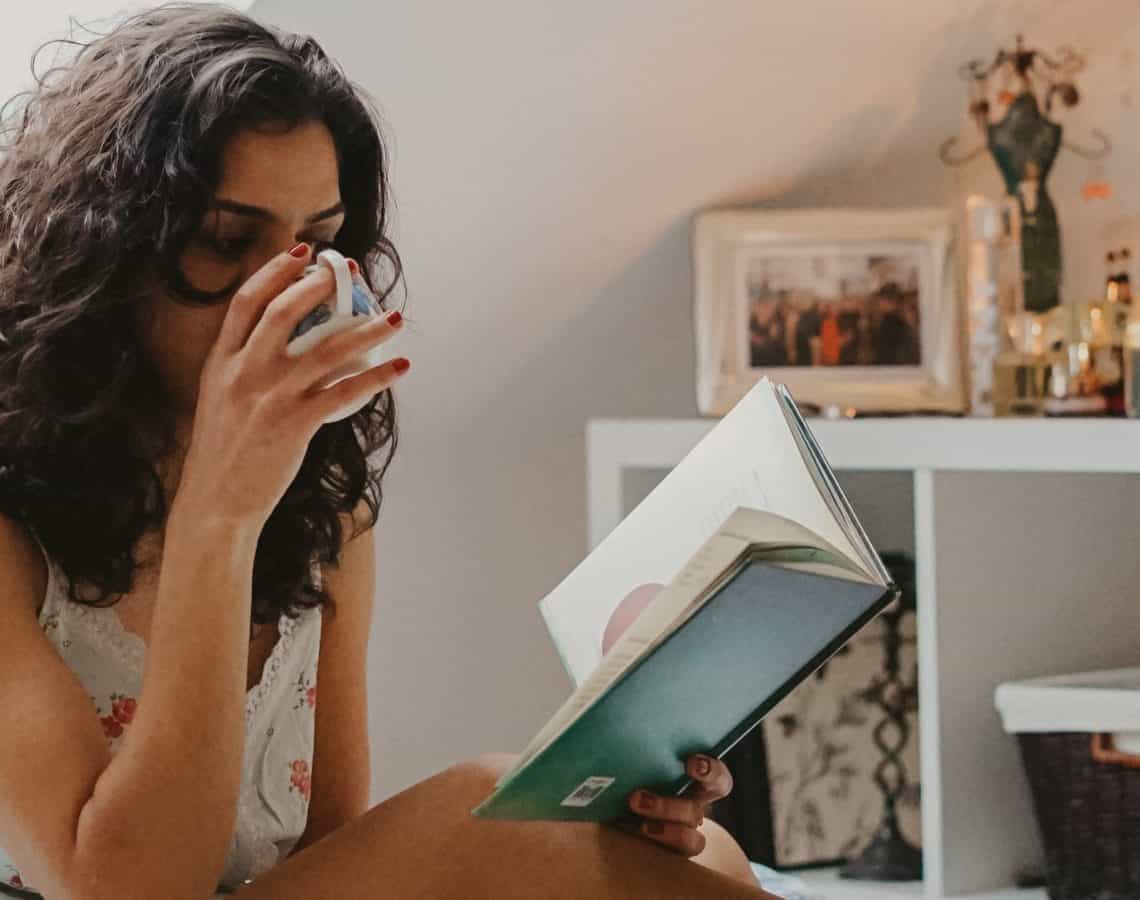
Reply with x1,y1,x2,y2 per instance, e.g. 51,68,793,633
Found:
0,513,50,619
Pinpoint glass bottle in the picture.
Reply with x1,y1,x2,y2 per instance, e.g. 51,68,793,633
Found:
993,224,1052,416
965,195,1049,416
1126,304,1140,418
1125,248,1140,417
1105,251,1120,303
1096,247,1129,415
1119,248,1133,304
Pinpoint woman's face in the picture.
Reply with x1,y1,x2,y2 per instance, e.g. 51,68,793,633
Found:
135,119,345,420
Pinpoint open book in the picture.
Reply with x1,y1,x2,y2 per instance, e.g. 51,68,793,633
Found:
472,379,896,822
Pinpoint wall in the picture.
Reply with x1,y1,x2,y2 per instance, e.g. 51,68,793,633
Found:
0,2,110,105
0,2,257,107
250,0,1140,801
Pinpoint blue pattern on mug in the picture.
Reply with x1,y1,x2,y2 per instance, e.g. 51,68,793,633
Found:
290,279,380,340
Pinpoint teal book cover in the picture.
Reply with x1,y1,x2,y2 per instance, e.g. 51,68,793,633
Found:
472,560,893,822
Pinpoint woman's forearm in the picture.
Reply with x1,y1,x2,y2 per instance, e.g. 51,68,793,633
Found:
68,498,263,899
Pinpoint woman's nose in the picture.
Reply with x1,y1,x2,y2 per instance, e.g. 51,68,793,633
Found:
253,235,309,272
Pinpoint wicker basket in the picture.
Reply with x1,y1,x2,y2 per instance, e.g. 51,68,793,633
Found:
997,669,1140,900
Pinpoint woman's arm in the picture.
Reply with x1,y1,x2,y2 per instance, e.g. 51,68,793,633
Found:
0,505,261,900
70,500,263,898
289,507,375,854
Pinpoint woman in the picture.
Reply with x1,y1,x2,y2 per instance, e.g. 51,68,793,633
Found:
0,3,771,897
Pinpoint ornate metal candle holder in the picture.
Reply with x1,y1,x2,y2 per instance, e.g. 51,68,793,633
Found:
840,552,922,881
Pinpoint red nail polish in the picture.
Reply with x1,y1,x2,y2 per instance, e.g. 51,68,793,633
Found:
289,242,309,258
393,357,410,375
387,310,402,327
347,258,359,274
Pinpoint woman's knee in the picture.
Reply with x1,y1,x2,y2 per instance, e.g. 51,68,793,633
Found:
407,752,536,839
464,751,520,780
439,752,520,803
694,818,759,887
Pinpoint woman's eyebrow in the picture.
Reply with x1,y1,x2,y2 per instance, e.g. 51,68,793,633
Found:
210,197,345,223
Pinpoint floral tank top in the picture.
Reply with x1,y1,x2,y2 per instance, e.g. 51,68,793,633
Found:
0,535,322,898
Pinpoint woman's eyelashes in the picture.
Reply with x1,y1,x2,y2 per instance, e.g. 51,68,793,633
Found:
204,234,254,259
197,232,336,261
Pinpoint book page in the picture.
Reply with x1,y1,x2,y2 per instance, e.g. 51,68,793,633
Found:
776,385,889,584
541,378,863,686
718,507,868,580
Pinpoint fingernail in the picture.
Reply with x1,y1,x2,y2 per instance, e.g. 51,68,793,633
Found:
692,756,711,777
393,357,410,375
635,791,655,813
387,310,402,327
347,258,359,274
645,821,665,836
289,242,310,258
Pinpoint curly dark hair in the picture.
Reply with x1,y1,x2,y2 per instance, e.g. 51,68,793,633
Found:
0,1,402,632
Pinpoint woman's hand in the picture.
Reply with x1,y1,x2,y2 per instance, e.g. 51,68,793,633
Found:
626,754,734,857
177,243,408,526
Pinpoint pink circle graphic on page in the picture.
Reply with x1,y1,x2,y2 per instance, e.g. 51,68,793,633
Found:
601,582,665,656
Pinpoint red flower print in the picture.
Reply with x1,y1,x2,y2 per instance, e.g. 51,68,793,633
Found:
112,695,137,724
101,715,123,739
289,759,311,800
306,685,317,708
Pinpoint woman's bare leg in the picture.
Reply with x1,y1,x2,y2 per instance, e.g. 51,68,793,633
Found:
695,818,762,887
233,754,776,899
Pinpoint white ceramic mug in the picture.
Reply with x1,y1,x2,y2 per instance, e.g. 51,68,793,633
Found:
285,248,388,423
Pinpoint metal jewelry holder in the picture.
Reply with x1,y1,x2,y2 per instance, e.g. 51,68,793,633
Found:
840,552,922,881
939,36,1109,315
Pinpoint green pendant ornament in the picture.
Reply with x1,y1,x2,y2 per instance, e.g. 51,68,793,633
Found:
940,36,1110,313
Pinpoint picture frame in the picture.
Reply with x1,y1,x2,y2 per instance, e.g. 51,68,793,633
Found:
694,208,965,416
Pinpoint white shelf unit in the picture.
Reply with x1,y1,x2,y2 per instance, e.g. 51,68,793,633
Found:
588,417,1140,900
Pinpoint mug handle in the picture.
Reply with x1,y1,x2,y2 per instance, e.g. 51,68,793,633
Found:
315,248,354,318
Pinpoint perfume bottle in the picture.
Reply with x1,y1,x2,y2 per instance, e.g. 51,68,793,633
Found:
1097,246,1131,416
1125,248,1140,418
1105,251,1120,304
1043,303,1106,416
1119,248,1133,304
